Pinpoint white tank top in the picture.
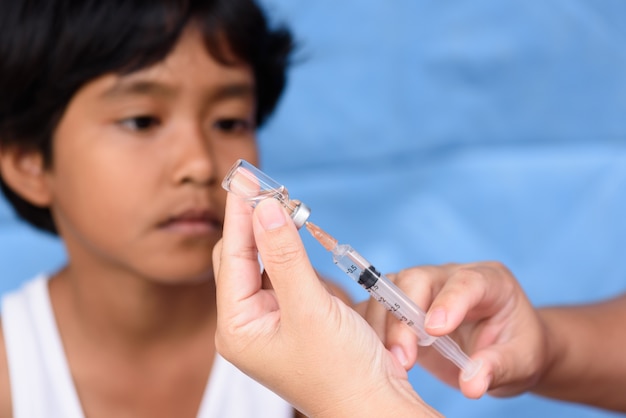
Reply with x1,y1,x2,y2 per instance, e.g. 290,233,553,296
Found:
1,275,293,418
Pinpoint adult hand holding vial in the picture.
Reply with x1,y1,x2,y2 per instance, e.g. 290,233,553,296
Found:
213,193,441,417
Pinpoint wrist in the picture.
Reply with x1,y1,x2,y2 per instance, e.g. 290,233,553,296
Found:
310,376,441,418
533,308,569,393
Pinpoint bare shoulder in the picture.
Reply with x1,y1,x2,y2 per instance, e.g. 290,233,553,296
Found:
0,320,13,417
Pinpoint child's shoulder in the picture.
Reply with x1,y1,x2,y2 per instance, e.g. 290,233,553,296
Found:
0,320,13,417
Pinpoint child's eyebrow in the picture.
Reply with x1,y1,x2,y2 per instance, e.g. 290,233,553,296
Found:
100,79,255,103
100,80,176,100
211,83,255,101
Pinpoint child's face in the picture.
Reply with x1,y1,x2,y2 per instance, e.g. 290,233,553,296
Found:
45,27,257,283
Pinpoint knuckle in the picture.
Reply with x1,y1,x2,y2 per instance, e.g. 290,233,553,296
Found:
262,239,304,270
396,265,434,282
483,260,509,273
451,267,484,287
394,268,436,310
442,267,487,301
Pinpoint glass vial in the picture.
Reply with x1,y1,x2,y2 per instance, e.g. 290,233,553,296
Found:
222,159,311,229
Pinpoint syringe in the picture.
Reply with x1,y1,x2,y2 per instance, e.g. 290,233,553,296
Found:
305,222,481,380
222,159,481,380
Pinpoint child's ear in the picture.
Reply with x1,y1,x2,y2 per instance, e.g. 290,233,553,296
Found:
0,146,52,207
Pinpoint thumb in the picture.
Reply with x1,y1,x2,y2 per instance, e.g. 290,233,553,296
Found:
252,198,326,314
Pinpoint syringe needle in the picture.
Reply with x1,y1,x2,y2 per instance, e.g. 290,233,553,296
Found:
305,222,337,251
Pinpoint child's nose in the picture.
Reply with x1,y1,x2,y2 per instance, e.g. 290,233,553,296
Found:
172,125,216,187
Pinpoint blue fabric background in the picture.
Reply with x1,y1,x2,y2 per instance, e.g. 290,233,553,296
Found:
1,1,626,416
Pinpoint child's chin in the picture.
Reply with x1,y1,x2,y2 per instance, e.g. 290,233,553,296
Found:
142,263,215,285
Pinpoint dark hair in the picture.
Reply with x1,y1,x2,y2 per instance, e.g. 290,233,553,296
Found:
0,0,294,235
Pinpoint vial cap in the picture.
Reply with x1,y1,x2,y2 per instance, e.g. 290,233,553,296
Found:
291,202,311,229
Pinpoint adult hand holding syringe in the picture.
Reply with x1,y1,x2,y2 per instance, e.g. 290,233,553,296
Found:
305,222,482,380
222,159,482,380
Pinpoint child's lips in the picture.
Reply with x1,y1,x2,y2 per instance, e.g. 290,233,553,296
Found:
159,209,222,235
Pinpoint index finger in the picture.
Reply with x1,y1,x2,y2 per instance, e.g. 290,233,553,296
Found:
214,192,262,310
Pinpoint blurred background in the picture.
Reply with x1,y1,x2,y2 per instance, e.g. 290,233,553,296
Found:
2,0,626,416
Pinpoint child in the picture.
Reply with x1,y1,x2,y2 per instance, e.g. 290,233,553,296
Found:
0,0,320,416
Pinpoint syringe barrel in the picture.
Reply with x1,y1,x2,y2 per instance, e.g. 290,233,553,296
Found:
367,271,439,346
222,159,311,228
332,245,481,378
332,245,436,345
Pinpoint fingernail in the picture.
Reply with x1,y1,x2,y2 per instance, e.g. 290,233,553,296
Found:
390,345,408,368
257,199,287,231
425,308,447,329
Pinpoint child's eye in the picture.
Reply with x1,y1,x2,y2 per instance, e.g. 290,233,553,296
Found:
119,116,161,131
214,118,253,134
